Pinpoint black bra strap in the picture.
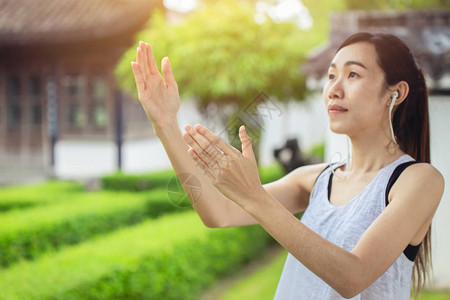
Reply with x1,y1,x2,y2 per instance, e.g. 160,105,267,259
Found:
385,160,423,261
314,164,331,186
385,161,421,206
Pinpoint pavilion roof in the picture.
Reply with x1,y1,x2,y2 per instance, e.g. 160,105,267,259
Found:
0,0,162,46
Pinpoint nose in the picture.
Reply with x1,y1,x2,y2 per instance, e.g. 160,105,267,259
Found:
326,78,344,100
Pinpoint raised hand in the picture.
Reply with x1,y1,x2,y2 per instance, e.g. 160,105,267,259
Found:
131,41,181,128
182,123,265,207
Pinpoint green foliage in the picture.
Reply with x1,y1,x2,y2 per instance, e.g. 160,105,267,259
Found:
0,189,183,267
0,211,273,299
101,169,175,191
102,163,285,192
307,142,325,162
117,1,308,106
259,163,286,183
0,180,83,211
301,0,347,44
0,163,284,267
116,0,315,161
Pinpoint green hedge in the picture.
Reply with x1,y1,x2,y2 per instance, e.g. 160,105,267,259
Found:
0,164,284,268
101,169,176,191
0,180,84,212
102,163,285,192
0,211,273,299
0,189,184,267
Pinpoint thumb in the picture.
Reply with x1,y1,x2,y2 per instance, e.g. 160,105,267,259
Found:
161,57,177,88
239,125,257,163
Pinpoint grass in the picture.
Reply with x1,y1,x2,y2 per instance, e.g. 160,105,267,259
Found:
218,248,286,300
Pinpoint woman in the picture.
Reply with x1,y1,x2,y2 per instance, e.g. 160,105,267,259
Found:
131,32,444,299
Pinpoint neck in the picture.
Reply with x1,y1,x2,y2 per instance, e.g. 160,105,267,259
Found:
345,131,405,175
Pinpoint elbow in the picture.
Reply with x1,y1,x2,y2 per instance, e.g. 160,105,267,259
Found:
339,289,360,299
200,217,225,228
203,221,221,228
335,273,364,299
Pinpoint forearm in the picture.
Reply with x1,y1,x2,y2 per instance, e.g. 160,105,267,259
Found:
154,121,255,227
243,191,362,298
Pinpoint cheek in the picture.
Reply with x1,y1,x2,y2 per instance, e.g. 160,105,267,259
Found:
322,84,330,105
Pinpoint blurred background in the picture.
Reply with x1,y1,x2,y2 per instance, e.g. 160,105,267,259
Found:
0,0,449,299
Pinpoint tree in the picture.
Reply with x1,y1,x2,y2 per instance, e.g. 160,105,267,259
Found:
116,0,310,162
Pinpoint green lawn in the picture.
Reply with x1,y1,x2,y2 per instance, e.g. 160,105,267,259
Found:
218,249,450,300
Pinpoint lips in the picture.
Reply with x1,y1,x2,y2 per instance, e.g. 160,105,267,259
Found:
328,104,348,114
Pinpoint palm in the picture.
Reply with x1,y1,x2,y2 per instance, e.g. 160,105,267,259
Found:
131,42,180,127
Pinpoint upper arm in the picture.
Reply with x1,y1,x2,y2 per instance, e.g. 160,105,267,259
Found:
263,163,329,214
351,163,444,291
218,163,328,228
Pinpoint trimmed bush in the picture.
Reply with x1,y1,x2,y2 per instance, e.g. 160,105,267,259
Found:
101,170,176,191
0,189,184,267
0,163,284,267
259,163,286,184
0,211,273,299
0,180,83,211
102,163,285,192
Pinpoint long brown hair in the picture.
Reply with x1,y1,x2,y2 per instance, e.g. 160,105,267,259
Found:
337,32,431,296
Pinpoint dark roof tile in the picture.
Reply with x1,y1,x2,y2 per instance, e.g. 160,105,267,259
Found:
0,0,162,46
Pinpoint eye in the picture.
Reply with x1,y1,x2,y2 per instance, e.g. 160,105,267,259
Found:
328,73,335,80
349,72,359,78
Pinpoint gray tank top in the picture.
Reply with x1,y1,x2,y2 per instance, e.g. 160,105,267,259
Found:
274,154,415,300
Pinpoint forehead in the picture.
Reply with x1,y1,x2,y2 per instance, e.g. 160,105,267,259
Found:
330,42,380,70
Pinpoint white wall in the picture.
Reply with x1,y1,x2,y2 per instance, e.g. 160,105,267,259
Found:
428,95,450,289
55,140,116,179
54,96,327,177
259,96,328,165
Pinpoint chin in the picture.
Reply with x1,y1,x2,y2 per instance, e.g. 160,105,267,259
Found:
329,123,347,135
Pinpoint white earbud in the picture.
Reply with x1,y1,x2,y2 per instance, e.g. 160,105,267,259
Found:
389,91,399,145
392,91,399,100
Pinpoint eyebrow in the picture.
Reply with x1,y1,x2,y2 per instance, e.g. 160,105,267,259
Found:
329,60,367,70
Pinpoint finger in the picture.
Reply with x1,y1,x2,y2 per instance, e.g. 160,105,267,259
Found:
239,125,257,163
161,57,177,89
182,128,222,166
136,46,150,81
131,62,145,93
188,149,215,180
194,124,240,156
145,43,160,75
185,125,224,161
139,42,152,79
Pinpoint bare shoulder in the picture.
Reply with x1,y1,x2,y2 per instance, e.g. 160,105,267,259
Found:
263,162,329,213
284,162,330,193
391,162,444,207
397,163,444,190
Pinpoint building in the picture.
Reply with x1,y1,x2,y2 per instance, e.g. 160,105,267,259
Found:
0,0,162,184
303,10,450,289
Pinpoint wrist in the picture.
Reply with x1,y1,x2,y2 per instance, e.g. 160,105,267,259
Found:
242,186,274,213
152,119,180,137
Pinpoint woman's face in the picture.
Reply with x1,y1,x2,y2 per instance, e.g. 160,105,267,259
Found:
323,42,390,138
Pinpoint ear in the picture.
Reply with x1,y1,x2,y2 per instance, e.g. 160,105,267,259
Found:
389,81,409,106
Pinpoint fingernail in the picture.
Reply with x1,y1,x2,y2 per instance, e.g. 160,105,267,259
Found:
185,125,192,131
